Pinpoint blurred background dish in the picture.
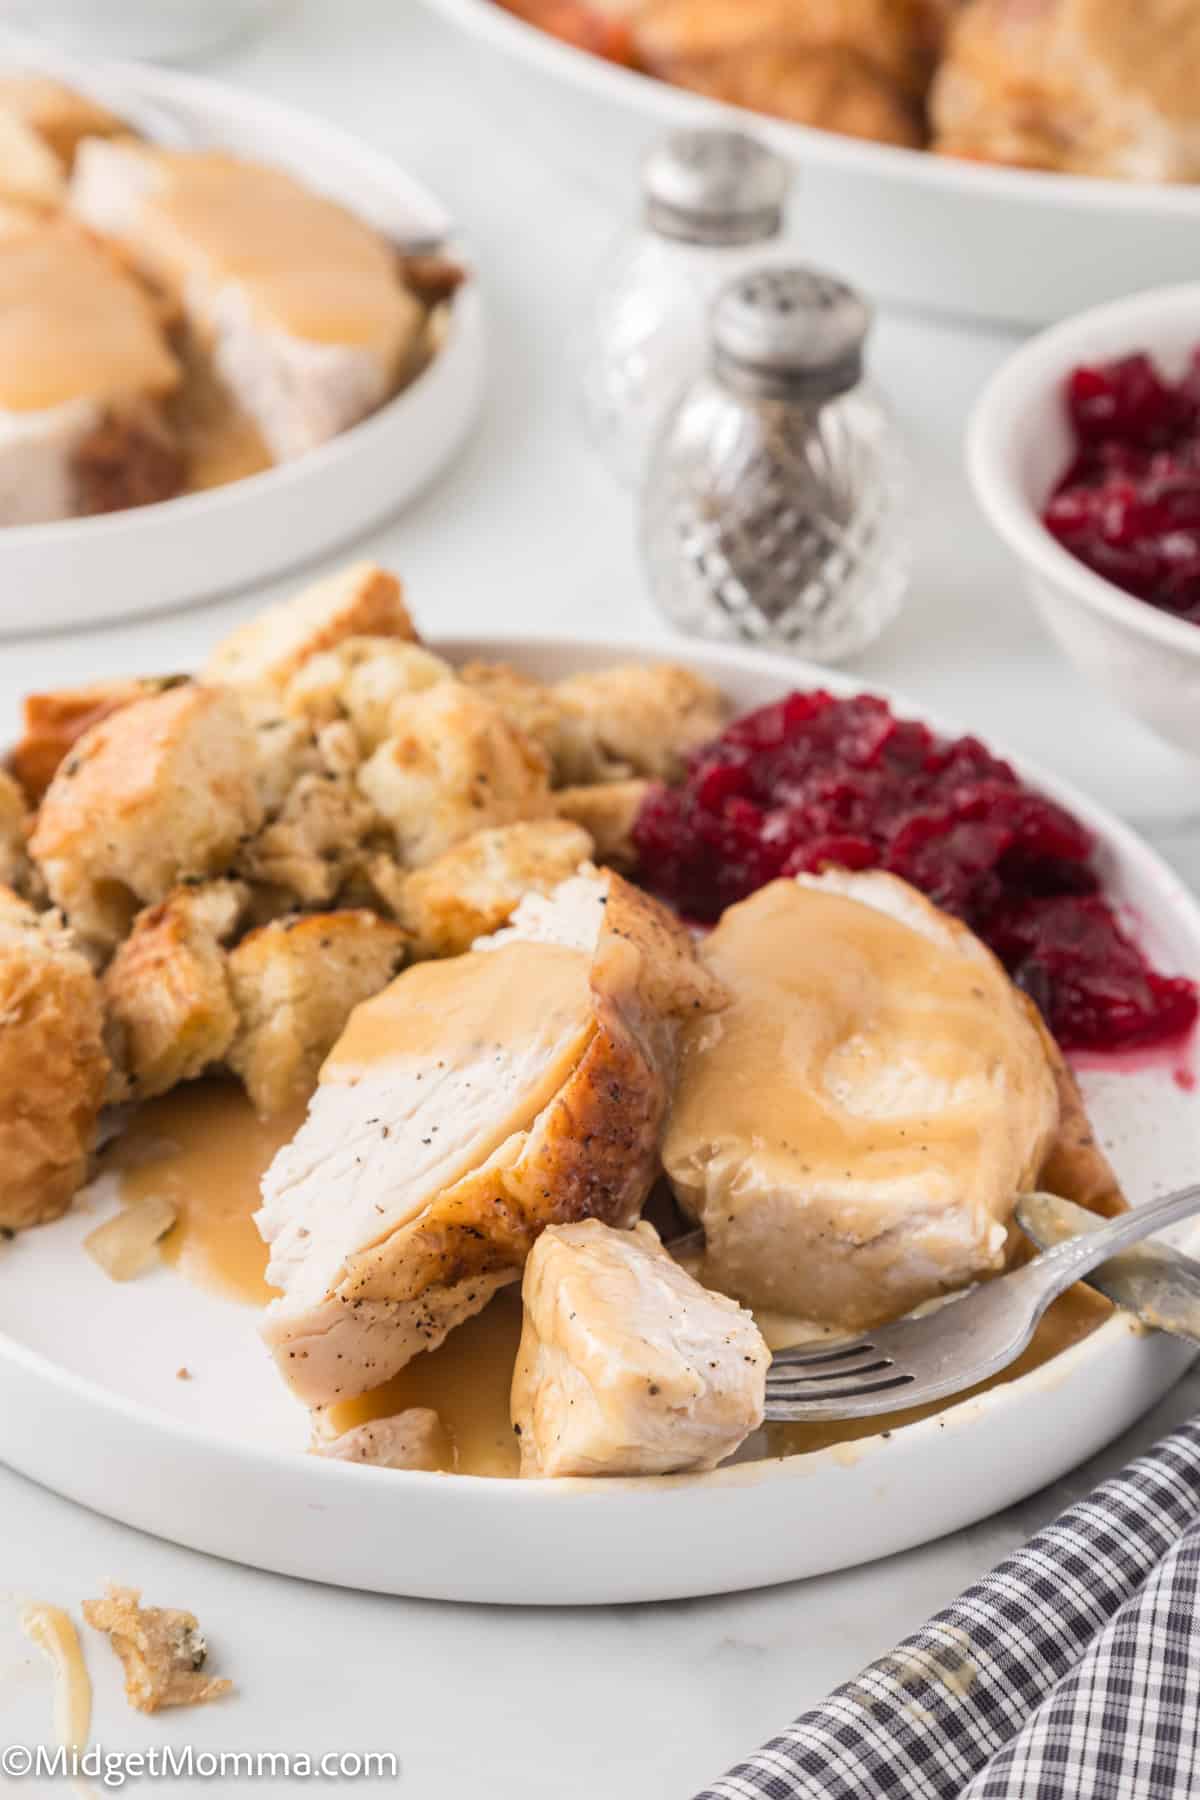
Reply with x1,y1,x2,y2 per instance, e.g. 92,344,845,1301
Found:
489,1,1200,185
0,0,286,63
0,55,484,634
419,0,1200,326
969,283,1200,761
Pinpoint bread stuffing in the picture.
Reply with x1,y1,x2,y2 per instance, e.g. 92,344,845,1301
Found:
227,909,407,1116
553,780,649,870
204,562,418,692
83,1584,232,1714
553,663,727,783
285,636,454,749
0,888,109,1229
103,881,248,1100
396,818,593,957
0,768,30,890
357,683,553,866
30,683,262,951
11,676,181,805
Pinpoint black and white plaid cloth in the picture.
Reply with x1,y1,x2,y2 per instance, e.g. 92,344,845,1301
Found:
695,1420,1200,1800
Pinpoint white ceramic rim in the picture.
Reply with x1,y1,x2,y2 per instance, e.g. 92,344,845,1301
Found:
1,631,1196,1524
0,60,477,557
420,0,1200,218
967,282,1200,666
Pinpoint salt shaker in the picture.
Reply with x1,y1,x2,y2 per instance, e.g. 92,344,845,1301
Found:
640,266,909,662
575,128,790,487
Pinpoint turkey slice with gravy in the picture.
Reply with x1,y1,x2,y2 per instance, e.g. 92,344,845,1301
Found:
256,869,725,1407
70,144,425,463
663,868,1097,1331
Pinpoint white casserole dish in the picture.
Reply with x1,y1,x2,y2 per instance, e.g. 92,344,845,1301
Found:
418,0,1200,329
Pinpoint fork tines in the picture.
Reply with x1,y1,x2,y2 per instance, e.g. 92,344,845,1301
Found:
764,1337,916,1418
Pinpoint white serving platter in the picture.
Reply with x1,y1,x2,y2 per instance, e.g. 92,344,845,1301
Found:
0,61,484,636
419,0,1200,329
0,634,1196,1606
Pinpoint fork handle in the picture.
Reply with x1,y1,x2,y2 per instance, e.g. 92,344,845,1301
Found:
1020,1180,1200,1311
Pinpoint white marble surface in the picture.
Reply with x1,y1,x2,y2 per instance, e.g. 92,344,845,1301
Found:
1,3,1199,1793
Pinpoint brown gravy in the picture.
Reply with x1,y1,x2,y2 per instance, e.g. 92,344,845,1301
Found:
168,338,272,493
143,152,419,358
326,1291,525,1478
104,1082,302,1307
0,224,179,413
324,941,592,1079
108,1081,1112,1479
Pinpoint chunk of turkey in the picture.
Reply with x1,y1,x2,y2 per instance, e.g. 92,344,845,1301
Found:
664,869,1070,1331
256,868,724,1406
311,1407,448,1472
512,1220,767,1478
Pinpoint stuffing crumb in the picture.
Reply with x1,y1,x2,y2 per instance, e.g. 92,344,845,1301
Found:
82,1584,232,1714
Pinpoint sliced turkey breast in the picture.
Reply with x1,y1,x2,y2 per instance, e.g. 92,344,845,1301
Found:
256,868,724,1407
663,869,1066,1331
70,143,425,463
0,222,181,524
512,1220,767,1478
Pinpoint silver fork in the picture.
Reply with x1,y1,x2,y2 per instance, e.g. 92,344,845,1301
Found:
764,1180,1200,1422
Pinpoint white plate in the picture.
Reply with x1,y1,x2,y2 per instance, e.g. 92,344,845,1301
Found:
0,634,1196,1605
0,62,484,637
419,0,1200,329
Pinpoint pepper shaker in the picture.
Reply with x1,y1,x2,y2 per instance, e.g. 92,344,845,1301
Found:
574,127,790,488
640,266,910,662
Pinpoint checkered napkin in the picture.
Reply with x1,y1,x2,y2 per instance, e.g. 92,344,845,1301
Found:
695,1419,1200,1800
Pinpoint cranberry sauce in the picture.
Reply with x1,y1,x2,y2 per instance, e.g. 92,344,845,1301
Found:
1043,350,1200,623
633,691,1197,1054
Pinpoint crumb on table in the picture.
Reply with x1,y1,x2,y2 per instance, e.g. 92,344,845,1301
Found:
82,1583,232,1714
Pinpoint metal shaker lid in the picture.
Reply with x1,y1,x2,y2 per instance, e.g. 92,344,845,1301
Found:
643,128,788,246
711,267,871,400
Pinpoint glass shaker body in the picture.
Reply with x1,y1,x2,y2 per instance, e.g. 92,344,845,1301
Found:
574,127,790,488
641,269,911,663
577,231,780,490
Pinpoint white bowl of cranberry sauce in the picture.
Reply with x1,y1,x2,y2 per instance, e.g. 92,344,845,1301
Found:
968,284,1200,760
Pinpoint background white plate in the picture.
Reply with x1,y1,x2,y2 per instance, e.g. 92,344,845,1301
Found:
419,0,1200,329
0,60,484,637
0,634,1195,1606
